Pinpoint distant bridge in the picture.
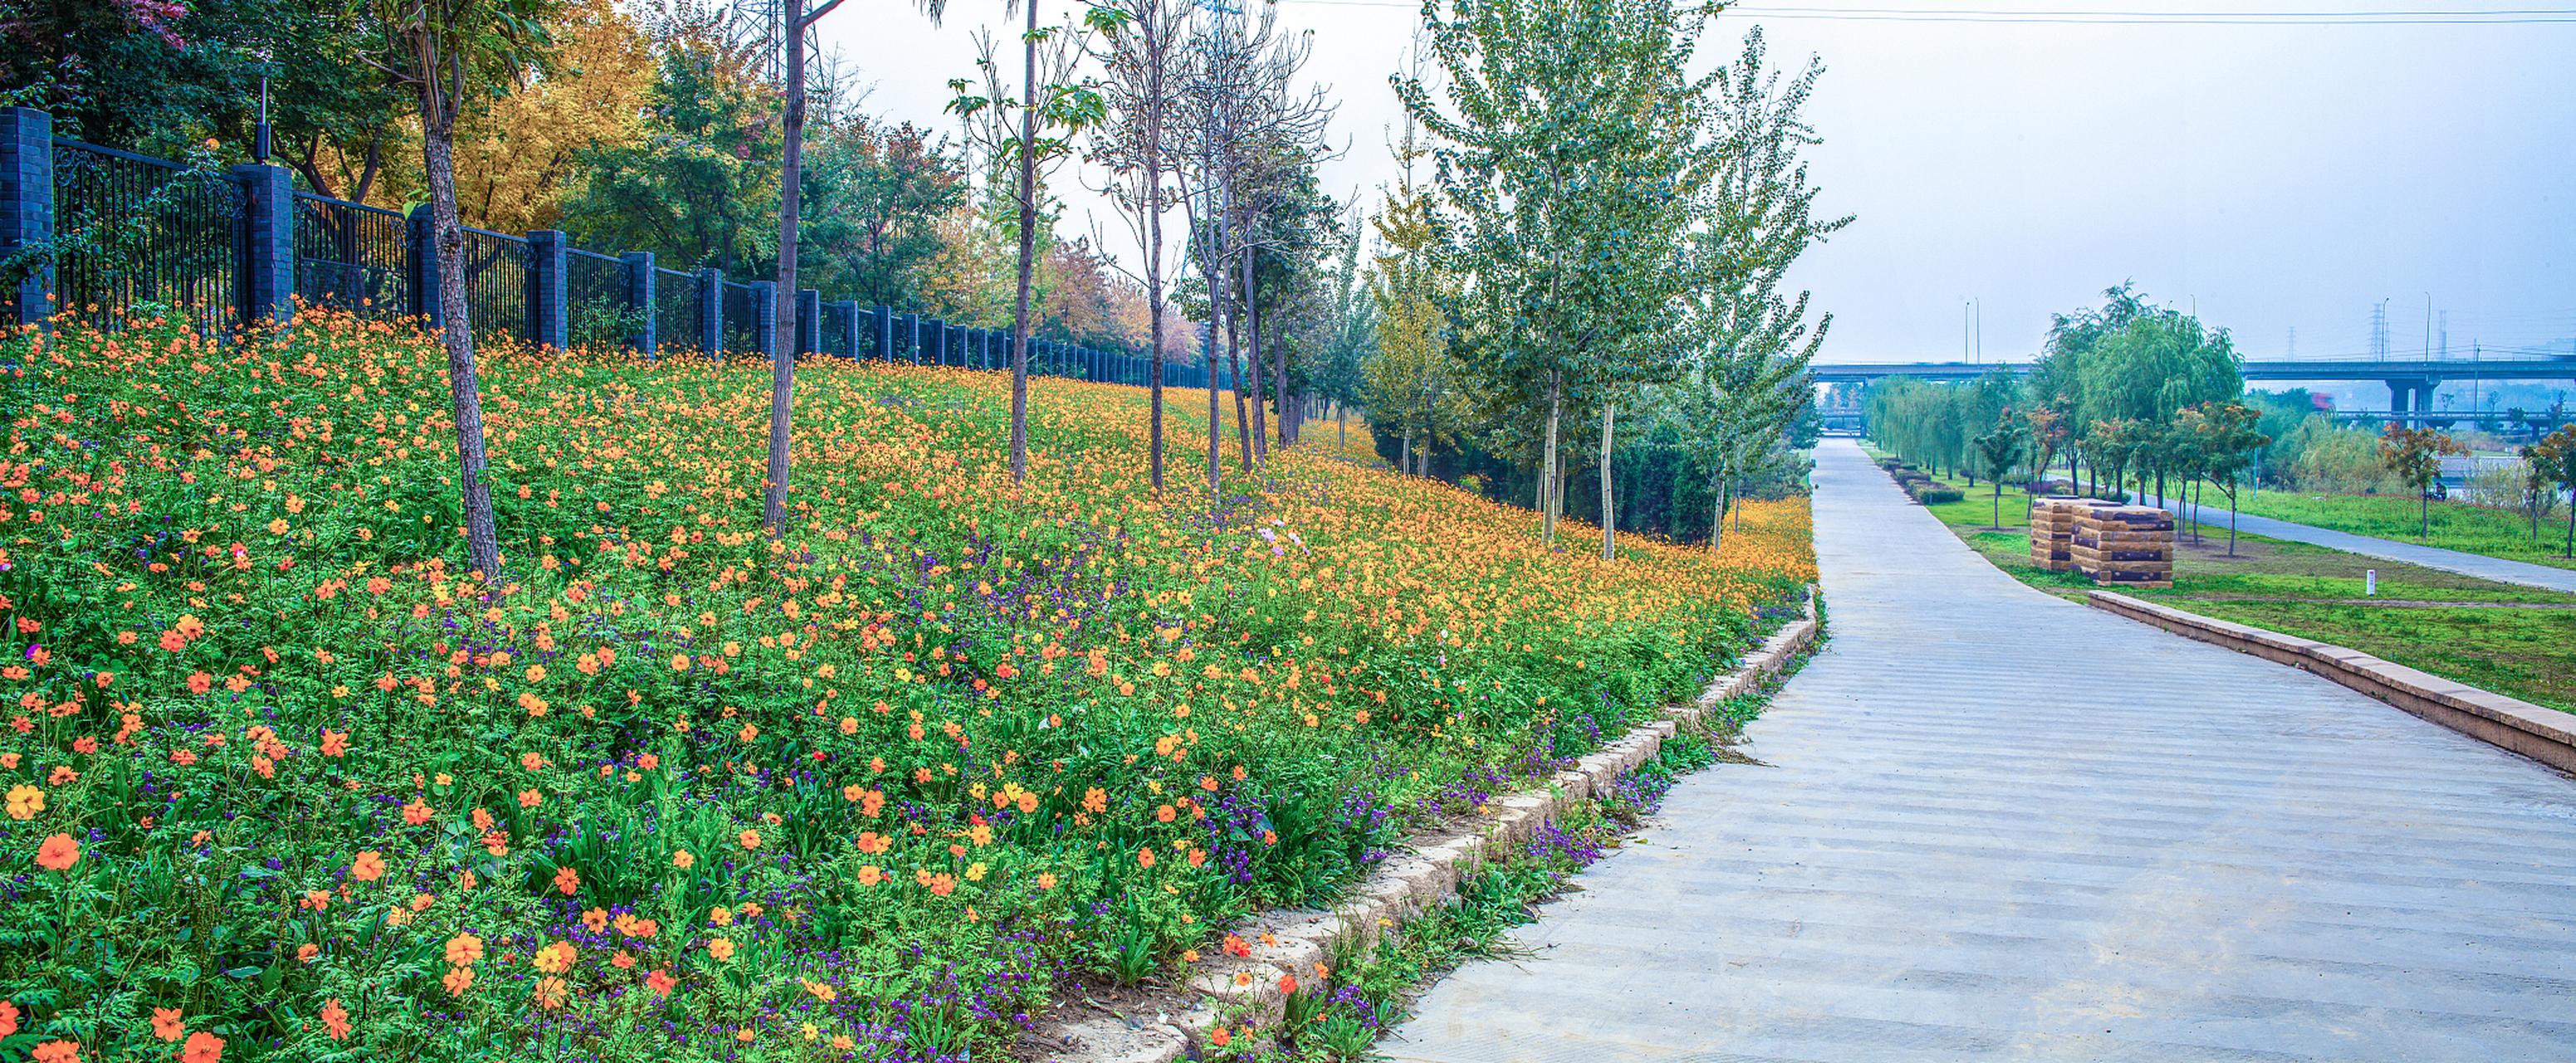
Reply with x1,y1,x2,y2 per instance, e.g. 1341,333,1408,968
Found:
1811,357,2576,417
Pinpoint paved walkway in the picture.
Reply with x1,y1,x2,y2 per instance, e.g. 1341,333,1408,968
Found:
1383,437,2576,1063
2155,498,2576,595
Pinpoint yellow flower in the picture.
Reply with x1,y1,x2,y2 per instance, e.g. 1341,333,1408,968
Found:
4,785,42,821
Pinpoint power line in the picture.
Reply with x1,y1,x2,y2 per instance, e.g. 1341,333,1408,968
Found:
1286,0,2576,21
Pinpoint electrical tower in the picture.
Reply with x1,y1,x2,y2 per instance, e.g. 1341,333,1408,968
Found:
2370,300,2389,361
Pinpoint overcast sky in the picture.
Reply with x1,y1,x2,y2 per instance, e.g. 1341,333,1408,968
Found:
815,2,2576,375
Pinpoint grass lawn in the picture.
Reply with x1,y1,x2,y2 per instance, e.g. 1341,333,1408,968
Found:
1869,455,2576,714
2231,491,2576,572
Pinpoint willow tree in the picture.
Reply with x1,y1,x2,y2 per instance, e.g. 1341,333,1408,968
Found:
1393,0,1713,552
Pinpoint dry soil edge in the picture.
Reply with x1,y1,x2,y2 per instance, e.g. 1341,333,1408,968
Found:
2084,590,2576,774
1036,587,1823,1063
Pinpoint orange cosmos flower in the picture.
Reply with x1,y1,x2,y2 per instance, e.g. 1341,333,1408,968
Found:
856,865,884,886
350,850,385,882
582,908,609,933
708,906,732,927
179,1031,223,1063
443,932,483,966
672,849,695,869
532,976,568,1010
737,829,761,850
152,1007,185,1041
706,937,734,961
35,833,79,871
441,966,473,996
533,940,575,974
517,788,541,809
645,968,677,996
32,1041,80,1063
1136,847,1154,870
0,999,17,1037
928,873,956,896
553,866,580,895
320,998,350,1041
402,800,434,825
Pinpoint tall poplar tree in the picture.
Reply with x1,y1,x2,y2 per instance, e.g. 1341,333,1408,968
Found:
1393,0,1712,551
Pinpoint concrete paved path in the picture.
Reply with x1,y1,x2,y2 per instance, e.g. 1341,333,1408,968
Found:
1382,437,2576,1063
2154,498,2576,595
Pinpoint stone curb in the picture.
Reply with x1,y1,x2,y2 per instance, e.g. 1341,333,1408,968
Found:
1036,588,1823,1062
2086,590,2576,773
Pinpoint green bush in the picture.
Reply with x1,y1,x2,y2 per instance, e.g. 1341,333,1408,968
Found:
1912,486,1966,505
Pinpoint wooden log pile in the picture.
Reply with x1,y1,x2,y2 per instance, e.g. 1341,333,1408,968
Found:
2026,497,2080,571
2070,505,2174,589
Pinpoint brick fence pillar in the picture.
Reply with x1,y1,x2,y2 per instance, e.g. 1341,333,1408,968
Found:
525,229,568,350
0,107,52,330
796,288,819,357
405,203,441,327
229,164,296,325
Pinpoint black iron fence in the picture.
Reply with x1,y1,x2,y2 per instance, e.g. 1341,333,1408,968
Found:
47,138,244,336
293,191,406,316
3,105,1202,394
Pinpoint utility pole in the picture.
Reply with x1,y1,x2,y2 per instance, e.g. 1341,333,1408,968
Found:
1975,299,1981,365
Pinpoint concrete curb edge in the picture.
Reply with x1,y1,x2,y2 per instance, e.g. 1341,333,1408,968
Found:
1034,586,1824,1062
2085,590,2576,773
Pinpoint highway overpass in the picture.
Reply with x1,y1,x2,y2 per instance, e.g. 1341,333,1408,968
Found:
1812,357,2576,415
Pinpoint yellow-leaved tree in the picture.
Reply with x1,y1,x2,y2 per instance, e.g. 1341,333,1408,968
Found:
448,0,657,233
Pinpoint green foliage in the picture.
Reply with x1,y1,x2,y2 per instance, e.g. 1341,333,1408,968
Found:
2375,425,2471,535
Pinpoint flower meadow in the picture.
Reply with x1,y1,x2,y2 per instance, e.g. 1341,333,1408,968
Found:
0,310,1814,1062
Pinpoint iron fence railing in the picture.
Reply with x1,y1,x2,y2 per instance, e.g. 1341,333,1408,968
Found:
565,248,626,351
49,138,244,335
721,282,758,355
654,267,700,355
7,113,1171,397
292,191,407,317
820,301,853,358
460,228,528,345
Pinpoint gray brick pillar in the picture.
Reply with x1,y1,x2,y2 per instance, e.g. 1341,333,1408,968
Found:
525,229,568,349
1,107,53,330
622,251,655,355
696,268,722,355
228,163,296,326
750,281,776,360
405,203,441,327
871,306,893,361
796,288,819,356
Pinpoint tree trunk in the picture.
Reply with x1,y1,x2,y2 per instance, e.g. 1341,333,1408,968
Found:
1144,44,1166,494
1225,290,1251,472
1273,315,1290,447
1541,370,1561,546
1599,402,1615,561
766,7,809,538
1008,0,1040,483
1710,473,1726,553
1241,246,1267,465
1337,404,1345,451
419,47,500,584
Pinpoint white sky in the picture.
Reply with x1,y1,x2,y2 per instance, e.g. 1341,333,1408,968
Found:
816,2,2576,370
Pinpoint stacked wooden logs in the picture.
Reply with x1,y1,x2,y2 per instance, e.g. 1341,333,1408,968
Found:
2070,505,2175,589
2026,497,2081,571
